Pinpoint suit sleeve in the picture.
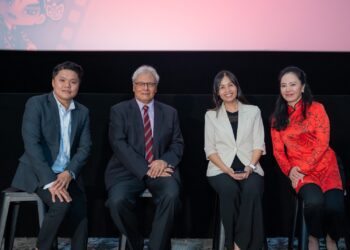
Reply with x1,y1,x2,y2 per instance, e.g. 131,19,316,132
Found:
66,109,92,177
252,108,266,154
21,97,56,186
204,112,217,158
109,106,149,180
159,109,184,168
271,127,292,176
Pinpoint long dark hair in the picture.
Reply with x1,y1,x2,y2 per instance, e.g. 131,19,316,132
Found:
271,66,313,131
212,70,249,111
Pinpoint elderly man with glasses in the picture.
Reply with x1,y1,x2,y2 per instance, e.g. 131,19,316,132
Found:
105,65,184,250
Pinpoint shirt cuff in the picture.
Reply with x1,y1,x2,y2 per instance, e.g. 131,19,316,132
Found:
43,181,55,190
68,170,76,180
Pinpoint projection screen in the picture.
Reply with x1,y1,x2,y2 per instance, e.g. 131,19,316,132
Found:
1,0,350,51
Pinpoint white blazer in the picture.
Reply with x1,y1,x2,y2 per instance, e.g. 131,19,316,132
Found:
204,101,266,177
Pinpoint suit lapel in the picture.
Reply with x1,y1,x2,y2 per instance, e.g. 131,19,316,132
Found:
218,103,236,147
131,99,146,152
236,102,245,145
153,101,162,157
48,93,61,145
70,106,78,145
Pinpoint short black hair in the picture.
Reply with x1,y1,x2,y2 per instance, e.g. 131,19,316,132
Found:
52,61,84,82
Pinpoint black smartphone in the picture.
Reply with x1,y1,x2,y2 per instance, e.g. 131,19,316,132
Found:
234,170,246,174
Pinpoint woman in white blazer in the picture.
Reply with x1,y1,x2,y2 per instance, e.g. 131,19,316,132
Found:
205,70,266,250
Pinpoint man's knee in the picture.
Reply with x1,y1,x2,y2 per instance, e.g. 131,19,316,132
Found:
49,200,71,216
163,188,180,203
157,182,181,207
107,194,130,211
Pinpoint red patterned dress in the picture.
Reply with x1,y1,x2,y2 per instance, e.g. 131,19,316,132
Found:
271,100,342,193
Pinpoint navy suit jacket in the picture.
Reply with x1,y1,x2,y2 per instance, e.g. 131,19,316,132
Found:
11,92,92,193
105,98,184,190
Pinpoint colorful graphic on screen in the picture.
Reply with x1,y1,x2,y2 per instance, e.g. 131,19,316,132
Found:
1,0,350,51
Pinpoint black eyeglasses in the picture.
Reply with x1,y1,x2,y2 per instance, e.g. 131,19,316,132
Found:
134,82,157,88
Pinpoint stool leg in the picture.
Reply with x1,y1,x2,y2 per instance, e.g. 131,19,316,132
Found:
0,196,11,249
263,238,269,250
5,203,19,250
36,200,45,227
119,234,127,250
289,197,298,250
299,202,308,250
212,195,221,250
219,221,225,250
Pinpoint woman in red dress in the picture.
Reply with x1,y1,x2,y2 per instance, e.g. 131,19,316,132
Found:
271,66,344,250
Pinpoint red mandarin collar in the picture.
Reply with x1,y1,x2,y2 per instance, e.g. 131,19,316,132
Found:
287,99,303,115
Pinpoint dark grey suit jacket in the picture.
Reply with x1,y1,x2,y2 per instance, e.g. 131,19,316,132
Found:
11,92,92,193
105,98,184,190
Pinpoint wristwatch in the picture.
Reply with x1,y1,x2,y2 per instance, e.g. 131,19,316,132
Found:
248,164,257,171
68,170,76,179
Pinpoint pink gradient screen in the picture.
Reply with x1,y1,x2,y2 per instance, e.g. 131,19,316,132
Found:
1,0,350,51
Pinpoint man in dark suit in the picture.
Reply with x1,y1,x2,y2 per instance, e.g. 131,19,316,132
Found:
105,65,184,250
11,61,91,250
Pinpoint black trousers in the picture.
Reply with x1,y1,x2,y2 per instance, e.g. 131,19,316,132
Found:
107,175,181,250
299,183,344,240
35,181,88,250
208,173,264,250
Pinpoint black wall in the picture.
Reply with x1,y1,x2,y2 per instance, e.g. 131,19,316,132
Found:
0,51,349,238
1,51,350,95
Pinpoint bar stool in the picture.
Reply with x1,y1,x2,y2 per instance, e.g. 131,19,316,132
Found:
119,189,152,250
0,187,45,250
288,196,308,250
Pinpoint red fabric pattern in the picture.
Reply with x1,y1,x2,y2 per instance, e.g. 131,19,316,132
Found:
271,101,342,193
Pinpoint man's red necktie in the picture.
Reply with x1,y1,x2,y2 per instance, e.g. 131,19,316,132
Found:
143,105,153,163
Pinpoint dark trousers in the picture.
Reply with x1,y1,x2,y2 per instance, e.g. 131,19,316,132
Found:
107,175,181,250
299,183,344,240
208,173,264,250
35,181,88,250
